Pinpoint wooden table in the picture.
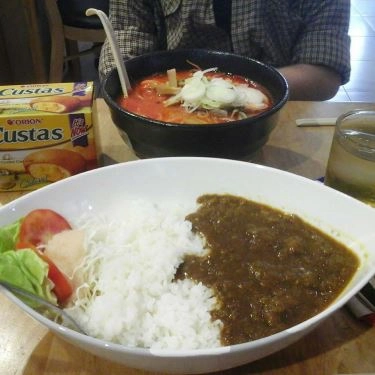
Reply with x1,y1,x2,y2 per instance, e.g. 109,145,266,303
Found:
0,99,374,375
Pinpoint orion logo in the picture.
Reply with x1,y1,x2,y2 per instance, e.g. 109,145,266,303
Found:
7,118,42,126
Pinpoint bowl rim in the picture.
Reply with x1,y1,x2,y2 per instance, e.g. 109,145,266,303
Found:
102,48,289,129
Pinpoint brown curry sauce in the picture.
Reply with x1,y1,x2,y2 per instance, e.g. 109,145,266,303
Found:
176,194,359,346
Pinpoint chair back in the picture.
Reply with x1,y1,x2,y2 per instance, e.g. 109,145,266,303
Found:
41,0,107,82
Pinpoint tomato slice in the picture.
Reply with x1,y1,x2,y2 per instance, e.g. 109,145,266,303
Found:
15,240,35,250
37,251,73,304
18,209,72,247
16,244,73,304
16,209,73,304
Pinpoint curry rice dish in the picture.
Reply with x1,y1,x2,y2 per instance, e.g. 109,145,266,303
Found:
67,194,359,348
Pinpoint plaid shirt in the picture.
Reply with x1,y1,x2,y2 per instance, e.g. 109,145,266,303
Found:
99,0,351,84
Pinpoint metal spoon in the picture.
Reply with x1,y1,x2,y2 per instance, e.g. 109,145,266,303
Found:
0,280,87,335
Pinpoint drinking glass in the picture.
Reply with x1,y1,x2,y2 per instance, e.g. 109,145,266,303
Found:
325,110,375,207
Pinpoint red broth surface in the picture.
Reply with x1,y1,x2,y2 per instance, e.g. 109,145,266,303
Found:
117,70,273,125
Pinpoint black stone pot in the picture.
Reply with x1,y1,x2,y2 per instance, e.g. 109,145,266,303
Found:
102,49,288,160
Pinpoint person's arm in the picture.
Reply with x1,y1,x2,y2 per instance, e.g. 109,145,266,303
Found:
278,64,342,101
279,0,350,101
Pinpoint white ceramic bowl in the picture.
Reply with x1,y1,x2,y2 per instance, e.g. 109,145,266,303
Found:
1,157,375,374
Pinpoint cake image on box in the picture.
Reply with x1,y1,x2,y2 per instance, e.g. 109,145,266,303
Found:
0,82,98,191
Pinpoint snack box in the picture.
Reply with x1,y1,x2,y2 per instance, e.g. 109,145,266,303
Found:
0,82,98,191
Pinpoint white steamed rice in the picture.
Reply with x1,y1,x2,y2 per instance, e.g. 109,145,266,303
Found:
66,199,222,350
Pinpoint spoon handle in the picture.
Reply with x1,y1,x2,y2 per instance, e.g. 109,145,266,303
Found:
86,8,131,97
296,118,337,127
0,280,86,335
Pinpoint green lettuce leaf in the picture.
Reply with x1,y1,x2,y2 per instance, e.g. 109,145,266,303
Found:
0,249,56,306
0,219,21,254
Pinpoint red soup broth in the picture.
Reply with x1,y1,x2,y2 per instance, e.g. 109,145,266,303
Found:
117,70,273,125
